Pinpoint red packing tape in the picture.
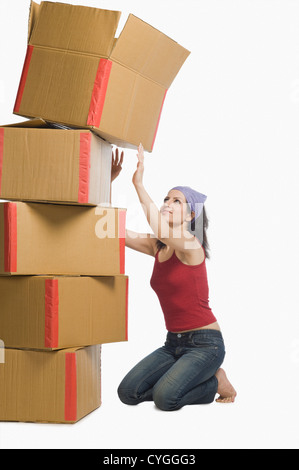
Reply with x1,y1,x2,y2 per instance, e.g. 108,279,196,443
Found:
125,278,129,341
87,59,112,128
78,133,91,203
65,353,77,422
0,128,4,195
4,203,17,272
118,210,126,274
14,45,34,113
44,279,59,348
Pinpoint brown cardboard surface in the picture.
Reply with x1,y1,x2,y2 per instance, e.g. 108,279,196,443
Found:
0,275,128,350
0,201,126,275
0,123,112,205
14,1,190,151
0,345,101,423
98,62,166,151
110,14,190,88
29,2,121,57
16,47,101,127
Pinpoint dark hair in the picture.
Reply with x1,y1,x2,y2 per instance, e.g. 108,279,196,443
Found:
156,206,210,259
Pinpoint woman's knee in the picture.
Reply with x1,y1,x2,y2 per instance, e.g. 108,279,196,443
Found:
117,382,140,406
153,385,180,411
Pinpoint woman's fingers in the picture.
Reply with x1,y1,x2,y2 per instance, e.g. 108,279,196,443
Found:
137,143,144,162
112,148,124,166
114,147,119,164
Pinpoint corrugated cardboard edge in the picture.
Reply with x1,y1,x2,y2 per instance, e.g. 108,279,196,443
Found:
151,89,168,151
1,118,48,129
76,344,102,422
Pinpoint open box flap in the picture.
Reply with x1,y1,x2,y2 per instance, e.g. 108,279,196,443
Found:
110,15,190,88
29,1,121,58
28,1,40,42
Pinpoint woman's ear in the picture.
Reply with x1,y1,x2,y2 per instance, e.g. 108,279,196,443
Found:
186,211,195,222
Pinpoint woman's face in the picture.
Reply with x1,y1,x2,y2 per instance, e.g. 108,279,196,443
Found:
160,189,191,228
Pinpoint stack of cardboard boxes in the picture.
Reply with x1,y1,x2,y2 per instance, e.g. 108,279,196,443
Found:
0,1,190,423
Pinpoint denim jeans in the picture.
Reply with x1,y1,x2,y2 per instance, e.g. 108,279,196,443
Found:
117,329,225,411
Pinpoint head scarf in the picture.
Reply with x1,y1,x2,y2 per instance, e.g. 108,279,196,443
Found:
171,186,207,220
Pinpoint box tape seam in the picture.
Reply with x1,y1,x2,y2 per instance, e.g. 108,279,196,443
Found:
78,133,91,203
14,45,34,113
87,58,112,128
4,203,17,272
44,279,59,348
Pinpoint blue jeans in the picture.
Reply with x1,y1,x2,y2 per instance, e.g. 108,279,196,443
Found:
118,329,225,411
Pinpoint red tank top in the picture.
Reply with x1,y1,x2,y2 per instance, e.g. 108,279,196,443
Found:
150,249,217,332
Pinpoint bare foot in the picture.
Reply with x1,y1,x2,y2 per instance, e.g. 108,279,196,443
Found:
215,368,237,403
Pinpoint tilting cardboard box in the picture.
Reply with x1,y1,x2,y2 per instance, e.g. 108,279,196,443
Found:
0,275,128,350
0,345,101,423
13,1,190,151
0,120,112,205
0,201,126,275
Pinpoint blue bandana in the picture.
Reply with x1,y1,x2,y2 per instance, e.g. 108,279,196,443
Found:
171,186,207,220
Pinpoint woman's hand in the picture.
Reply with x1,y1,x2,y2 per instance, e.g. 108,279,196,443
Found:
132,143,144,188
111,148,124,182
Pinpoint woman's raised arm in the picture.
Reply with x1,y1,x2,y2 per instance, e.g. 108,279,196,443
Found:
125,229,157,256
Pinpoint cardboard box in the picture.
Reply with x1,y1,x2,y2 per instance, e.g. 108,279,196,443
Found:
0,275,128,350
0,201,126,275
0,345,101,423
0,120,112,205
13,1,190,151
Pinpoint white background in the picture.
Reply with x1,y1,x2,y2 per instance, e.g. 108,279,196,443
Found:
0,0,299,450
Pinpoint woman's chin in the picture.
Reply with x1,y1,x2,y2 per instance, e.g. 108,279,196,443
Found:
161,212,172,222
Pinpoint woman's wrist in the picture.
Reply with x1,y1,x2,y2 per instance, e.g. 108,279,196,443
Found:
133,181,144,191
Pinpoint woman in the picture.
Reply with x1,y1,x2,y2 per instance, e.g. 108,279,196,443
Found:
112,145,236,411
